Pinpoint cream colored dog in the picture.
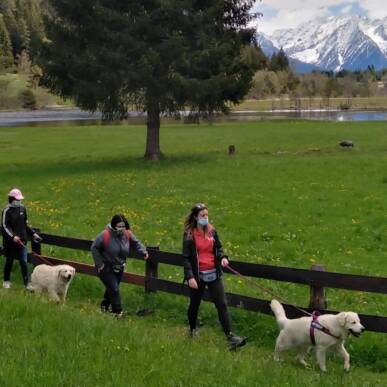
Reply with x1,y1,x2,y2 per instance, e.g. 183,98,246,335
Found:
270,299,365,372
30,264,76,303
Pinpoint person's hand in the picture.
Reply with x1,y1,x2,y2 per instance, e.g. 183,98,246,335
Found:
13,235,22,245
143,251,149,260
188,278,198,289
221,258,229,267
33,233,42,243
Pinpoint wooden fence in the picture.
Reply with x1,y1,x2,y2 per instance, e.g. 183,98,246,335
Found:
1,230,387,333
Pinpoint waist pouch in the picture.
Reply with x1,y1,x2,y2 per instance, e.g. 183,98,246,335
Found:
199,269,218,283
112,264,124,273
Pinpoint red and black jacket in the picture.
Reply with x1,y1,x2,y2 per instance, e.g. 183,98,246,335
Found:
182,226,228,282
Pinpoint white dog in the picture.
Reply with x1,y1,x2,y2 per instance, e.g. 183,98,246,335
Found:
30,264,76,303
270,299,365,372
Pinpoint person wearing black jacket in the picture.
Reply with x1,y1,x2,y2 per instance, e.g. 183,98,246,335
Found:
2,188,41,289
183,203,246,350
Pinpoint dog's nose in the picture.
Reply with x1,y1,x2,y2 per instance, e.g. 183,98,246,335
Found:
361,326,366,332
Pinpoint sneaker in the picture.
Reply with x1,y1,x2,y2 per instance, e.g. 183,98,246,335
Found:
2,281,11,289
100,301,111,313
227,333,247,351
25,283,34,291
114,311,125,318
189,328,198,339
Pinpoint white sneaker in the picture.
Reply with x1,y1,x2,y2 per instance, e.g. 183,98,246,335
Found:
2,281,11,289
25,283,34,291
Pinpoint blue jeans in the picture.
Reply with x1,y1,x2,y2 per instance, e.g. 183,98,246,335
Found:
4,246,29,286
98,265,124,314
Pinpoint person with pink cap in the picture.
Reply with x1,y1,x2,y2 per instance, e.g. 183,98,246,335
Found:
1,188,41,289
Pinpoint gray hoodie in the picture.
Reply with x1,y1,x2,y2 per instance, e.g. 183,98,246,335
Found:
91,224,146,269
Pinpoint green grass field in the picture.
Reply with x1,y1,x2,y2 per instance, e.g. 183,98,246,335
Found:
0,120,387,386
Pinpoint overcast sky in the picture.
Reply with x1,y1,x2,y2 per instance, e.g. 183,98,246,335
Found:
253,1,387,34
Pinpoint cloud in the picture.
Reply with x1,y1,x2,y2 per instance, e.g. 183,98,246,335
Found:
253,0,387,34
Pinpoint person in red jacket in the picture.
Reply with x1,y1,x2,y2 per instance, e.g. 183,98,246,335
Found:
183,203,246,350
1,188,41,289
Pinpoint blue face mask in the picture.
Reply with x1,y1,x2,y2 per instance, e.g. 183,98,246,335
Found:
12,200,22,207
197,217,209,227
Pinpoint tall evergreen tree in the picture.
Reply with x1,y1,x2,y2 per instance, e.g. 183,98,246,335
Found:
0,13,13,69
40,0,257,160
269,48,289,72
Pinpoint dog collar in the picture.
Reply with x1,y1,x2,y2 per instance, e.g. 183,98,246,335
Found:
310,311,341,345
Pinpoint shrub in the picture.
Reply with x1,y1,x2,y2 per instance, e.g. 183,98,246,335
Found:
19,88,37,110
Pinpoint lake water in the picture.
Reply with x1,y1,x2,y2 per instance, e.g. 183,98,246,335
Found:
0,109,387,127
231,110,387,122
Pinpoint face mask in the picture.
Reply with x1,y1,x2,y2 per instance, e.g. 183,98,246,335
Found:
115,227,125,236
12,200,22,207
197,217,209,227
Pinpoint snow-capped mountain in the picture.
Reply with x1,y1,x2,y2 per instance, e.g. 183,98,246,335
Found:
258,15,387,72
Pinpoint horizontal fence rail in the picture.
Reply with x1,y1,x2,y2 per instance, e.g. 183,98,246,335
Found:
1,230,387,333
39,232,387,294
26,253,387,333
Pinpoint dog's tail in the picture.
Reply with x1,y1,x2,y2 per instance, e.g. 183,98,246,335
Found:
270,299,288,330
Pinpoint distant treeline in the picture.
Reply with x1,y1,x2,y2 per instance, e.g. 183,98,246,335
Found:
246,47,387,99
0,0,49,69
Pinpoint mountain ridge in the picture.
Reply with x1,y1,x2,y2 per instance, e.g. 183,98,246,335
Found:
257,15,387,72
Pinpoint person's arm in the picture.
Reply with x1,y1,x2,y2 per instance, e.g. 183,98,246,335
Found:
129,232,148,259
91,232,105,271
24,208,34,237
182,233,195,280
183,233,198,288
213,229,229,267
24,208,41,241
2,207,14,240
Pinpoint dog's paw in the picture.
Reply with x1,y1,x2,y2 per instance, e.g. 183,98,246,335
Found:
299,360,309,368
344,363,350,372
274,355,282,362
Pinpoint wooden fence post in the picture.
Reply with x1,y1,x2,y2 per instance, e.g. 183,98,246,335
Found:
228,145,236,155
30,228,42,264
309,264,327,310
145,246,159,293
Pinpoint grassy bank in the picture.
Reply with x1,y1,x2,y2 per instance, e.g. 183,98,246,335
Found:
0,120,386,385
236,98,387,111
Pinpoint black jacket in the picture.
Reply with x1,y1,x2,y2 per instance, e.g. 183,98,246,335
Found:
182,227,227,282
2,204,34,257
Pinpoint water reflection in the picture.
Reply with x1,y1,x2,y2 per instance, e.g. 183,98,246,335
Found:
1,108,387,127
231,110,387,122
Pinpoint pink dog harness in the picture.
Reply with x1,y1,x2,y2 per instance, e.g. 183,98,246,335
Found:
310,311,341,345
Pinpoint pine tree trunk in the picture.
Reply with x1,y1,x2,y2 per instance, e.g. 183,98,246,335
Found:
144,101,162,160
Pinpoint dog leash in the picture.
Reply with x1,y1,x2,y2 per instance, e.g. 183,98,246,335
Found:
225,263,342,342
225,263,313,317
16,239,54,266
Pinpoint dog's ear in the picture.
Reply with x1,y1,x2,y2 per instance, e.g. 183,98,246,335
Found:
337,312,347,327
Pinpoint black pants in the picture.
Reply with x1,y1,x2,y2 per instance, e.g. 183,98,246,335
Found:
188,277,231,335
3,246,29,286
98,266,124,314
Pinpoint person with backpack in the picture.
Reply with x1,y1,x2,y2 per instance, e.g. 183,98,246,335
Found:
183,203,247,350
2,188,42,289
91,214,149,316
